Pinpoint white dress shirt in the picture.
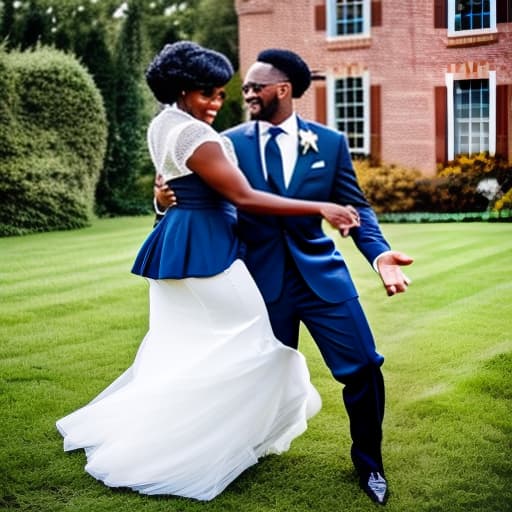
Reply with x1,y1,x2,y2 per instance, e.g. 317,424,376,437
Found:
257,114,299,189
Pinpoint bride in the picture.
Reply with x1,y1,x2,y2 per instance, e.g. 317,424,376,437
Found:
56,41,360,501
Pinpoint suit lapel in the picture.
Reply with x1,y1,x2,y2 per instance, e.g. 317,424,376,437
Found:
240,122,272,191
286,117,319,197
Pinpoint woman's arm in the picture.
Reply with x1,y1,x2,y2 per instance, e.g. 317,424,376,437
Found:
186,141,360,232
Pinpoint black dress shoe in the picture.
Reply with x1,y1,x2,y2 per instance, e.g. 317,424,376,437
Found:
360,471,388,505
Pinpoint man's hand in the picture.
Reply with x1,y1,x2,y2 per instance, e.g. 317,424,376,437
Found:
321,204,360,236
376,251,414,296
154,174,177,209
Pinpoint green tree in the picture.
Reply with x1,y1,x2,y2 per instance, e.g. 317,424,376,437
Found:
0,0,242,216
0,0,15,47
192,0,241,131
103,0,152,214
193,0,238,69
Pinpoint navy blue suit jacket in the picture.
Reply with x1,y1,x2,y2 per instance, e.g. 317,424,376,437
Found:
223,116,391,304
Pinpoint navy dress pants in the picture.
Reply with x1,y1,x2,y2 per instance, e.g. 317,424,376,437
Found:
264,258,386,476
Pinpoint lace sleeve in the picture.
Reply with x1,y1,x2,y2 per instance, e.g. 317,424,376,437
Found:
172,121,223,176
148,110,228,181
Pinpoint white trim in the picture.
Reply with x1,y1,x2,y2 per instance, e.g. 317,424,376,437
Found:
446,73,455,161
327,74,335,128
447,0,497,37
362,71,370,155
489,70,496,156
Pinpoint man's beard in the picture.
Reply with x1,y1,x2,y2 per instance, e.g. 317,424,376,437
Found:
248,95,279,121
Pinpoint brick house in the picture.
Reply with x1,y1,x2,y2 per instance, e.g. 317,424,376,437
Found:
235,0,512,175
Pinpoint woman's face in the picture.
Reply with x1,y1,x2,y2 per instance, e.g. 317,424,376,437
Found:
180,87,226,124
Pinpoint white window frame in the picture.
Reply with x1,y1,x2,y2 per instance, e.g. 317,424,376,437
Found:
445,71,496,160
326,0,371,39
327,71,370,155
447,0,497,37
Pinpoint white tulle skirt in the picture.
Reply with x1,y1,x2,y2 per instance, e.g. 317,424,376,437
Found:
56,259,321,501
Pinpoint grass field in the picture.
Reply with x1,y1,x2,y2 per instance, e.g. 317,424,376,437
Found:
1,217,511,512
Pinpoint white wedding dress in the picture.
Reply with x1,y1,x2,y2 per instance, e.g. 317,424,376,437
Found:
56,106,321,501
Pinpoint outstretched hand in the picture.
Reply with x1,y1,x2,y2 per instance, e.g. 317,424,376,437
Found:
376,251,414,296
321,204,360,236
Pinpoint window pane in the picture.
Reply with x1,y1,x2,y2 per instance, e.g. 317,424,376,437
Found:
335,0,365,36
453,78,490,156
454,0,491,31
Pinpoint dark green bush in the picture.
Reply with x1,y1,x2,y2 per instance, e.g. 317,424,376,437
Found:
0,46,107,236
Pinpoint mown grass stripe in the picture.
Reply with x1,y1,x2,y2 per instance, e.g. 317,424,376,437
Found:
1,217,511,512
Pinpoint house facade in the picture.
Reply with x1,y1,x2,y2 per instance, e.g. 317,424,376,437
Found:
235,0,512,175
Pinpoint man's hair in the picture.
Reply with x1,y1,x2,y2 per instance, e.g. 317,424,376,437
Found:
257,48,311,98
146,41,234,105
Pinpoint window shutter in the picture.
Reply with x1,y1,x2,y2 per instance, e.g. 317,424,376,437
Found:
372,1,383,26
435,86,447,164
496,85,509,158
315,4,326,31
497,0,512,23
434,0,447,28
315,84,327,125
370,85,381,163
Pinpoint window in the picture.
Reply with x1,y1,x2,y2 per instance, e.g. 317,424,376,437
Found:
326,0,371,38
454,79,489,154
445,72,496,159
448,0,497,35
327,73,370,154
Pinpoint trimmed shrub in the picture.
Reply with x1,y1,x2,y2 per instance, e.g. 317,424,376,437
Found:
355,154,511,215
494,187,512,211
0,46,107,236
416,153,511,213
354,159,422,213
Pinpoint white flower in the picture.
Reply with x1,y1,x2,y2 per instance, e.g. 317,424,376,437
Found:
298,129,319,155
476,178,501,201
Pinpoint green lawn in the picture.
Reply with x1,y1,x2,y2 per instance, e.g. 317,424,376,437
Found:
1,217,511,512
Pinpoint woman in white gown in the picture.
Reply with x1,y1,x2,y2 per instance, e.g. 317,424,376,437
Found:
56,41,360,501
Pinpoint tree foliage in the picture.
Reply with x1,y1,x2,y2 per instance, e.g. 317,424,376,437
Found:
100,0,152,215
0,0,241,220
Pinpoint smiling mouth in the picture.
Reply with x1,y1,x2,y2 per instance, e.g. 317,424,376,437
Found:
246,99,261,109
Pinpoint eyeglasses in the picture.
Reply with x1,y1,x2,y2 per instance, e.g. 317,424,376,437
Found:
241,81,289,94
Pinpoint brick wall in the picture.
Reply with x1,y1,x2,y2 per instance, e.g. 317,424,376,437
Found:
235,0,512,174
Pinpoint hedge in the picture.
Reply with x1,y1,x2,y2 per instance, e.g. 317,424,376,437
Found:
0,46,107,236
354,154,512,219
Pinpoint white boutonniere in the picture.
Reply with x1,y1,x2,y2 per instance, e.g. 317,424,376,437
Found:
298,129,319,155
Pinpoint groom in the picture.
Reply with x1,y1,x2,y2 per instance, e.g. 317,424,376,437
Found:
156,48,413,505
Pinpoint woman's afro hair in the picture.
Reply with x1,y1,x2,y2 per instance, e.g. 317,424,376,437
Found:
146,41,234,105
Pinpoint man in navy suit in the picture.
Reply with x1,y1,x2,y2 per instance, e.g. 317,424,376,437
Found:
156,48,413,505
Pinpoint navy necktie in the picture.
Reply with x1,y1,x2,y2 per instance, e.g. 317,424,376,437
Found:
265,126,285,193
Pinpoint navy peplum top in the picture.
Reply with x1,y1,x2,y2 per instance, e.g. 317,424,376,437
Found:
131,173,239,279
